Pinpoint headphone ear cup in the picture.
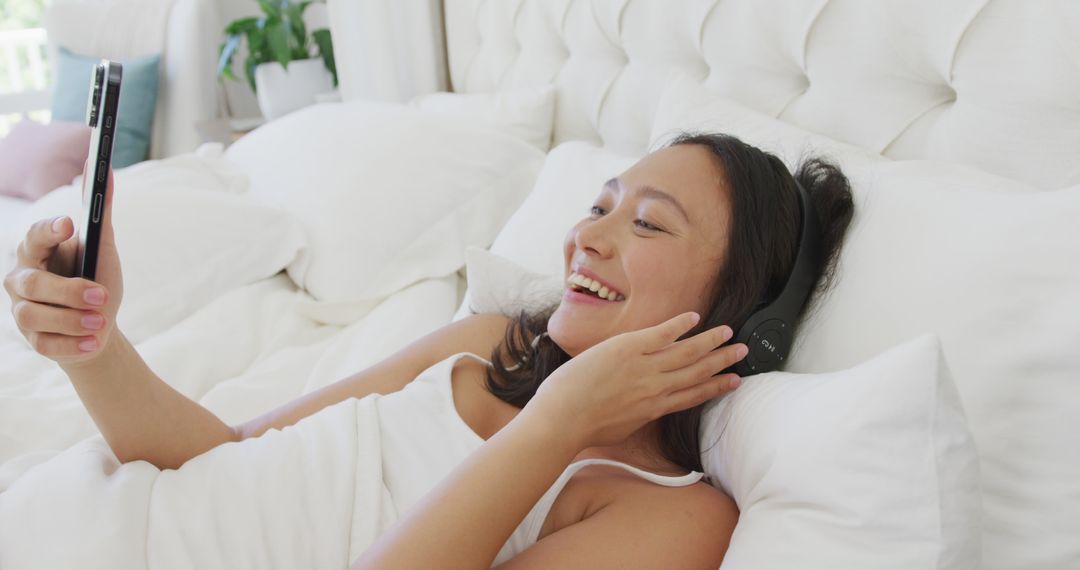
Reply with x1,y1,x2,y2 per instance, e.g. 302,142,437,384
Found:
728,316,793,376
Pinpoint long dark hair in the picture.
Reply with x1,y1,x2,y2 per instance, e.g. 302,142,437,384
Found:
480,132,855,473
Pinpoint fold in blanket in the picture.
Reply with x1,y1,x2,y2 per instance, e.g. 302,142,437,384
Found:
0,396,398,569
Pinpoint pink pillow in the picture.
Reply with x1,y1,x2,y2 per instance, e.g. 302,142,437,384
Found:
0,119,91,201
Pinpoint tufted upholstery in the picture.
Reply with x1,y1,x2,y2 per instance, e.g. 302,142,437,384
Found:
444,0,1080,190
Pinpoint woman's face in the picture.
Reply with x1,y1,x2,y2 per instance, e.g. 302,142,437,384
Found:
549,144,732,357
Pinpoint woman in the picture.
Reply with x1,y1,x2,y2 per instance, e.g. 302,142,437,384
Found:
3,132,854,568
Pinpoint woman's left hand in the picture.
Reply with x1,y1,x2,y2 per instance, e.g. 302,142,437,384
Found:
522,312,748,450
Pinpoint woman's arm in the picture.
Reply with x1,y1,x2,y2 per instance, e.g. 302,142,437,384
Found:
61,330,238,469
60,312,512,470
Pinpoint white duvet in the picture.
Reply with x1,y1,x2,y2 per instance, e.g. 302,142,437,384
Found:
0,395,394,570
0,149,465,567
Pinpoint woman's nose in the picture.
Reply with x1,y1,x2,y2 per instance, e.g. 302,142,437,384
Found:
573,216,615,257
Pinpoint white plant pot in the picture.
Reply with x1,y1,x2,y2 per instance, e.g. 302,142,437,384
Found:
254,58,334,120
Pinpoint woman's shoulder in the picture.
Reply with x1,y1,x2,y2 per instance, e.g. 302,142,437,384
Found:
555,462,737,530
537,466,738,565
424,312,512,363
607,467,737,520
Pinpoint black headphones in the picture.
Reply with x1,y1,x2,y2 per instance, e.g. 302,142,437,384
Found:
727,178,823,376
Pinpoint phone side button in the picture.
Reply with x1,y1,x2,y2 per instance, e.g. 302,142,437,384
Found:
105,116,113,129
92,193,103,223
101,135,110,157
96,161,106,182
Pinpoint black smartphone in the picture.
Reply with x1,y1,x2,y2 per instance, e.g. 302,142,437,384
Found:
75,59,122,281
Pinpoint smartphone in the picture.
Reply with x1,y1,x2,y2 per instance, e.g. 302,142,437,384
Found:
75,59,122,281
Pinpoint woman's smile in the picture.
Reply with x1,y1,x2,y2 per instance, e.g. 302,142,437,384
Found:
562,287,623,306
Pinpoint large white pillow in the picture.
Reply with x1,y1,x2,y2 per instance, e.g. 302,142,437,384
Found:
787,165,1080,570
3,148,304,343
451,246,564,322
225,100,546,307
649,80,1080,570
703,334,981,569
409,86,557,151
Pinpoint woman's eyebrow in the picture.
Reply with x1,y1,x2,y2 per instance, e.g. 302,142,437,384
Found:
604,177,691,224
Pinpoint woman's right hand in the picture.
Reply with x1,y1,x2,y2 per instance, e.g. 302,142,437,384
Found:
3,172,124,365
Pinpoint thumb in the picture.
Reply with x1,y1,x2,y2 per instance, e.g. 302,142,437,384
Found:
638,311,700,351
18,216,75,268
100,169,116,244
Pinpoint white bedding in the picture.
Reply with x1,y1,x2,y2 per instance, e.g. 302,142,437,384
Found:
0,143,466,494
0,270,460,491
0,195,30,271
0,394,394,570
0,261,460,569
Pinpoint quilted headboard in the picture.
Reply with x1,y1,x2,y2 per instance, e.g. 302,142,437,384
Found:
442,0,1079,190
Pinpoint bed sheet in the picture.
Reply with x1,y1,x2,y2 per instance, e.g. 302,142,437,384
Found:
0,195,30,272
0,270,461,491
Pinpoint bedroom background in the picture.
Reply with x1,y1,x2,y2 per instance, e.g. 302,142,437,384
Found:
0,1,1077,569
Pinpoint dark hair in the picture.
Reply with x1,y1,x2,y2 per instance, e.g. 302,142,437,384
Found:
480,132,855,473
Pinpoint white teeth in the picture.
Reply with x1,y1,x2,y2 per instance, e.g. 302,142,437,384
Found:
566,272,625,302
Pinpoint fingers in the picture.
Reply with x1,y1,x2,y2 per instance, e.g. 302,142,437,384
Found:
635,312,701,350
3,268,108,310
102,170,115,230
688,342,747,382
662,373,742,416
12,300,106,336
24,331,100,358
16,217,74,268
665,342,748,395
651,324,734,372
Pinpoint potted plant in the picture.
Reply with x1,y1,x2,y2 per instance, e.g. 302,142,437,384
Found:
218,0,338,120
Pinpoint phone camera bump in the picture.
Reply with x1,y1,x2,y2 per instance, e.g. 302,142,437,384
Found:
86,64,104,127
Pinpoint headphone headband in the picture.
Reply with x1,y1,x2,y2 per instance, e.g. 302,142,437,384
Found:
727,176,823,376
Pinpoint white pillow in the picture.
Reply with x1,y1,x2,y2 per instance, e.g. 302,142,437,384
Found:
225,100,546,306
787,164,1080,570
4,149,305,343
451,247,564,322
648,80,1080,570
409,86,557,151
702,334,981,569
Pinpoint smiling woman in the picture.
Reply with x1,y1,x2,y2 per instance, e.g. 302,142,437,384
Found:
485,131,855,480
351,131,856,569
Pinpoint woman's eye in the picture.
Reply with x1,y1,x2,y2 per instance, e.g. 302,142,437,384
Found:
635,219,660,231
589,205,606,216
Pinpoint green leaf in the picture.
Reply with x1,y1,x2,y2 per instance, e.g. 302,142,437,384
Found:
244,56,258,94
265,16,291,69
225,16,259,36
247,16,274,65
312,28,337,87
285,1,310,50
255,0,280,18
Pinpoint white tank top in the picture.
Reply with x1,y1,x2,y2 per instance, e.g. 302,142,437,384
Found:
374,351,705,565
